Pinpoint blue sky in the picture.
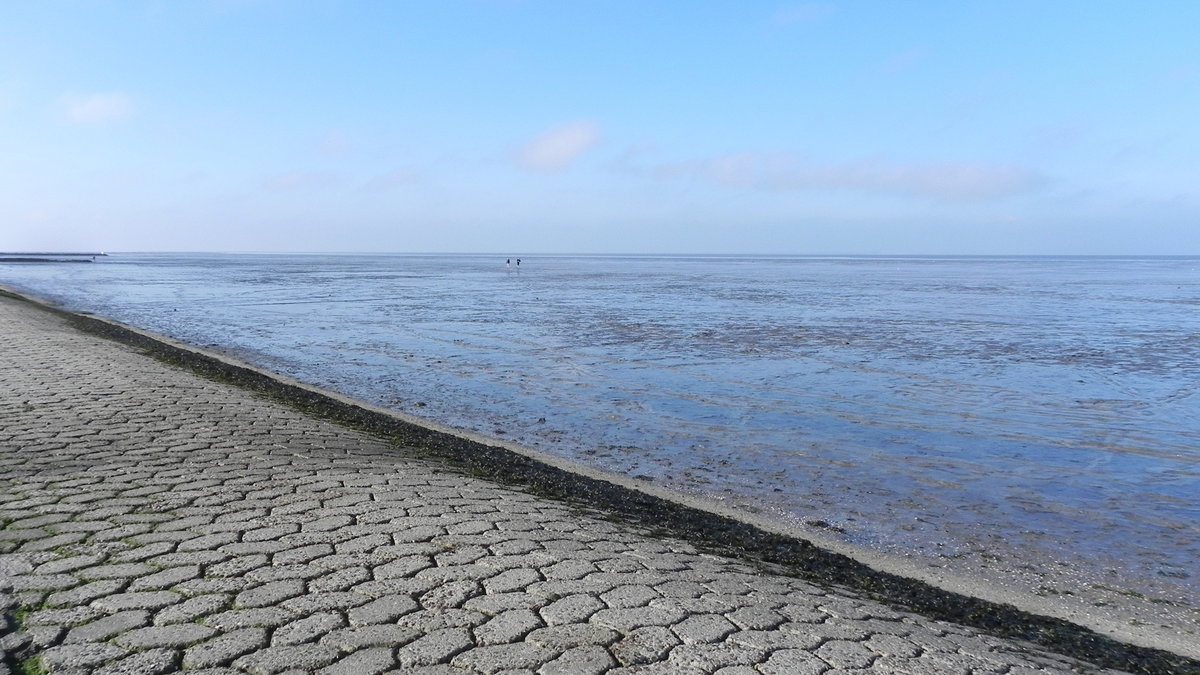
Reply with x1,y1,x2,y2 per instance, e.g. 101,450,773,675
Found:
2,1,1197,254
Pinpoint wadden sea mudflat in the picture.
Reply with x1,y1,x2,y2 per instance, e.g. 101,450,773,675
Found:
0,290,1197,675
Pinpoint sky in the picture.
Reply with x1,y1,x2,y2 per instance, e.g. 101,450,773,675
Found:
1,1,1198,255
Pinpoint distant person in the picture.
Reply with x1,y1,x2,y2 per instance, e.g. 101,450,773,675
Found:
507,258,511,268
516,258,521,267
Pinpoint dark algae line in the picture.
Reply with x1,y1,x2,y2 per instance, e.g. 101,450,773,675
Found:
8,289,1195,675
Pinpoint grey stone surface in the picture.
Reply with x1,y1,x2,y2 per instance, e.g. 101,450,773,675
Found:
271,611,345,646
62,609,151,644
320,624,422,652
153,593,231,626
39,642,130,670
114,623,218,649
316,646,395,675
347,593,420,626
538,644,617,675
234,579,306,609
233,644,340,674
93,647,179,675
391,628,471,666
0,296,1137,675
184,628,270,669
91,591,181,612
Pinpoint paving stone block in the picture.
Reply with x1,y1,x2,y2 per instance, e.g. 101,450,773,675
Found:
273,543,334,565
320,624,422,652
114,623,217,649
667,643,766,670
244,524,301,542
149,550,227,567
464,591,547,616
27,623,66,649
610,626,681,666
787,620,871,643
25,606,104,628
40,642,130,670
63,610,151,643
184,627,270,669
154,594,231,625
234,644,340,674
93,647,178,675
419,579,481,609
671,614,738,644
400,608,490,631
33,553,106,575
235,579,307,609
0,526,48,540
206,554,270,578
375,555,434,579
279,591,369,613
79,563,158,580
91,590,181,612
724,628,824,651
663,596,736,616
317,646,396,675
482,567,542,595
309,566,371,592
601,584,661,609
131,564,203,591
154,515,216,532
726,606,785,631
537,645,616,675
394,627,475,668
655,581,707,600
222,541,290,555
757,648,831,675
174,577,254,595
393,525,446,542
272,611,346,646
591,606,688,632
473,608,543,646
177,532,240,552
527,624,621,650
247,564,328,582
352,577,440,598
488,539,542,556
450,642,560,674
312,552,396,569
433,545,488,568
335,533,391,553
811,634,878,667
302,515,355,532
538,594,605,626
6,573,80,591
347,594,420,625
776,603,828,624
203,608,296,630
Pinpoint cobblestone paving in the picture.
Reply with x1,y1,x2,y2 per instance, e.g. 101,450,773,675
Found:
0,297,1126,674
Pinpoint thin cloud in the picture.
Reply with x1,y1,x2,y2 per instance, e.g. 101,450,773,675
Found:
516,120,601,172
60,91,136,125
770,3,834,27
318,130,350,156
879,47,930,75
262,171,339,191
362,169,423,193
656,152,1044,201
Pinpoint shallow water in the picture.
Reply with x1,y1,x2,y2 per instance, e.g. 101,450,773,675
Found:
4,253,1198,600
